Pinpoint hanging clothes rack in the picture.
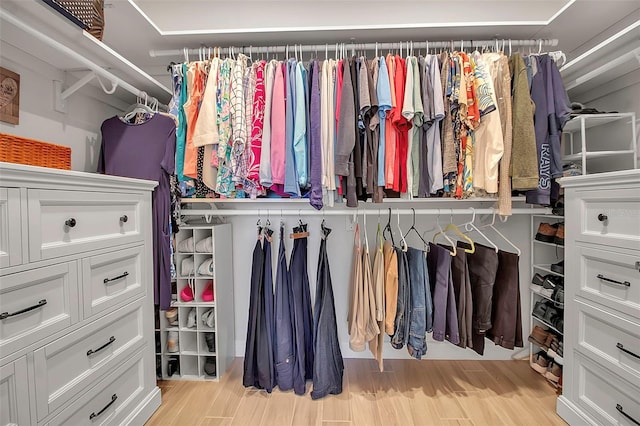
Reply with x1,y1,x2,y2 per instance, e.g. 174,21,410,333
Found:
0,9,169,112
149,38,559,58
181,207,551,218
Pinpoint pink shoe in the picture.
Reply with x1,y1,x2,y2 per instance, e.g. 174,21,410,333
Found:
202,281,214,302
180,279,194,302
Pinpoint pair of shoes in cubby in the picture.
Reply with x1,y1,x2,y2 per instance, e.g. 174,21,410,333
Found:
181,257,213,276
186,308,197,328
202,308,215,329
204,332,216,352
167,331,179,352
165,308,178,326
204,357,216,376
180,280,214,302
177,236,212,253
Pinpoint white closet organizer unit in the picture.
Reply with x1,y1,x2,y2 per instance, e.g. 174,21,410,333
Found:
558,170,640,426
157,223,234,381
529,214,565,378
562,112,638,174
0,162,160,426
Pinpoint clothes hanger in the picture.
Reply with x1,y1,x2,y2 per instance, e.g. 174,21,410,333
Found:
430,209,456,256
376,210,384,253
403,208,429,250
396,209,408,252
122,92,153,121
363,209,370,253
485,209,522,256
460,208,498,253
383,208,395,246
433,209,474,253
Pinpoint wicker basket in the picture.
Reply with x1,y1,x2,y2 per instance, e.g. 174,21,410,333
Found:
0,133,71,170
41,0,105,41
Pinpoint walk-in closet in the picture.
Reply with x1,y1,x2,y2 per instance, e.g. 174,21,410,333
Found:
1,1,639,425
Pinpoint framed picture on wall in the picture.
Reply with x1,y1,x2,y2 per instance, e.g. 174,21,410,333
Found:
0,67,20,125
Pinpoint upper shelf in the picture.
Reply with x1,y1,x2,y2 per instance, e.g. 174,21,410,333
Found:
562,112,636,132
0,0,172,105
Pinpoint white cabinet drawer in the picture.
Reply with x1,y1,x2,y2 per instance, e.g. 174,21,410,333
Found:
44,348,148,426
33,300,145,421
577,300,640,381
577,245,640,318
577,187,640,251
81,246,145,319
27,189,143,262
0,188,21,268
0,357,30,426
0,262,79,355
573,352,640,426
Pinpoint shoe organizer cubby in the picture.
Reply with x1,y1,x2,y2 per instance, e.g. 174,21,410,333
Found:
154,223,234,381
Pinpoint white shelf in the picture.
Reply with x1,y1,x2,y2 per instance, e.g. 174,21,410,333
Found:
563,113,635,133
531,214,564,220
533,264,564,278
532,316,564,336
563,150,636,162
530,285,564,308
534,240,564,248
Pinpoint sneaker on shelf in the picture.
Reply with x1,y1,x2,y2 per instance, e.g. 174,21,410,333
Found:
167,331,179,353
554,223,565,246
551,286,565,305
204,332,216,352
545,361,562,383
186,308,196,328
528,325,552,348
550,260,564,275
202,308,215,329
535,223,559,243
167,356,180,377
204,357,216,376
165,308,178,326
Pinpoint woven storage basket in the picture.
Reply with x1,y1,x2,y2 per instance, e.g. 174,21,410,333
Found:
0,134,71,170
41,0,105,41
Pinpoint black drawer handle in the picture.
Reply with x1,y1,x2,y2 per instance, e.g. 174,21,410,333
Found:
103,271,129,284
65,218,76,228
0,299,47,320
119,215,128,223
86,336,116,356
617,404,640,426
617,342,640,360
89,394,117,420
598,213,608,222
597,274,631,287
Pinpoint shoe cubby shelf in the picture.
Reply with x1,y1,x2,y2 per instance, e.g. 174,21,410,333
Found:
155,223,234,381
530,215,565,386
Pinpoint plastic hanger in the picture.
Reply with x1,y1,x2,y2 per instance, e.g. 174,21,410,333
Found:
430,209,456,256
383,208,395,246
396,210,408,252
403,208,429,250
363,209,369,253
122,92,153,121
441,209,475,253
461,208,498,253
484,209,522,256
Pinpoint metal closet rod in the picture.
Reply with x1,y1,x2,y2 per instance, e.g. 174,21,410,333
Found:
182,207,551,217
149,38,559,58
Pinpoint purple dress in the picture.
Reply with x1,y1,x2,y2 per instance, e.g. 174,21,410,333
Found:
98,114,176,309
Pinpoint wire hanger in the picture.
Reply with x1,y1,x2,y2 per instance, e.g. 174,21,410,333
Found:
484,209,522,256
403,208,429,250
430,209,456,256
396,209,408,252
363,209,369,253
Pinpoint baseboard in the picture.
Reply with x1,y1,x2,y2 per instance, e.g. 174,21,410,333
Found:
122,386,162,425
557,396,596,426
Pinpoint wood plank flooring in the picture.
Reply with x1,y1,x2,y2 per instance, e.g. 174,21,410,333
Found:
146,358,566,426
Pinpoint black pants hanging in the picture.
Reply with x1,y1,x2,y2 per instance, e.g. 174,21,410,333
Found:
311,225,344,400
275,225,295,391
487,250,523,350
243,237,264,388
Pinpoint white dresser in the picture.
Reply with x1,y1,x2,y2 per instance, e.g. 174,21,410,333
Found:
557,170,640,426
0,163,161,426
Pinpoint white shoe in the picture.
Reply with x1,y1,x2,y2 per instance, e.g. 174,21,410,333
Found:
181,257,194,276
187,308,196,328
195,236,213,253
197,258,213,276
201,308,215,329
177,236,194,252
167,331,179,353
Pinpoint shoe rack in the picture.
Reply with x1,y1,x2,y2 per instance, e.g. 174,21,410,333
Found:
529,214,565,389
155,223,234,381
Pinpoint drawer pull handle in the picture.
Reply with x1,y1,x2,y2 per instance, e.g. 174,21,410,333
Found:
65,218,76,228
103,271,129,284
86,336,116,356
617,342,640,360
597,213,608,222
597,274,630,287
120,215,128,223
0,299,47,320
89,394,117,420
616,404,640,426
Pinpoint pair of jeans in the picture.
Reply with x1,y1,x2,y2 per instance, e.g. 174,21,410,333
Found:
487,250,523,350
311,225,344,400
391,248,410,349
289,225,313,395
428,243,460,345
459,241,499,356
406,247,432,359
243,233,275,392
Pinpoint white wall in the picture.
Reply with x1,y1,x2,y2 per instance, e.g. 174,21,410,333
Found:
225,211,536,361
0,42,122,172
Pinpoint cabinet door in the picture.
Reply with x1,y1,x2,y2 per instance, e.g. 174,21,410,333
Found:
0,357,30,426
0,188,22,268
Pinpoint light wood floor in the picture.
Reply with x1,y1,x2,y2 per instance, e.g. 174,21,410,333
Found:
146,358,567,426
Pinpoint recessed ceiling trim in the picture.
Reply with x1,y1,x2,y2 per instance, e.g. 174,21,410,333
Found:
128,0,575,36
